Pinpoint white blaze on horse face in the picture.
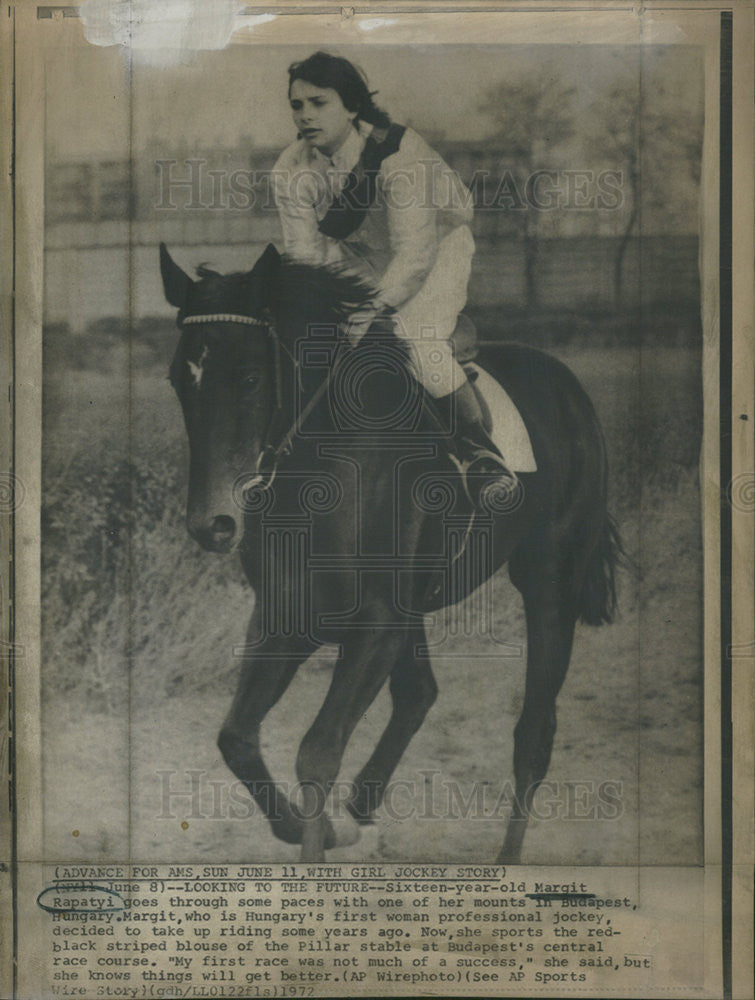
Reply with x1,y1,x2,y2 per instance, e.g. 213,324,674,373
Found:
187,346,209,389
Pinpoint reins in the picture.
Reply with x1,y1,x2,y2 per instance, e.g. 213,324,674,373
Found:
179,311,332,494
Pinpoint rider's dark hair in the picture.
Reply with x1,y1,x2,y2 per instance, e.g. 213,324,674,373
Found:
287,51,391,128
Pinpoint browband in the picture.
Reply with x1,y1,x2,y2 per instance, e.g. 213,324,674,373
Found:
182,313,267,327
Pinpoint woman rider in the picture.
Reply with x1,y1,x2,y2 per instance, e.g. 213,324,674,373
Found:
272,51,516,505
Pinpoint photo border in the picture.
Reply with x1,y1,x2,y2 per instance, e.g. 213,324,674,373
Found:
2,3,752,998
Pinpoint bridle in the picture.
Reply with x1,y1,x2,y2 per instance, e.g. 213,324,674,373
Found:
180,311,332,492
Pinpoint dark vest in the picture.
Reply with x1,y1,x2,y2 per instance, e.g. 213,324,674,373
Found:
317,123,406,241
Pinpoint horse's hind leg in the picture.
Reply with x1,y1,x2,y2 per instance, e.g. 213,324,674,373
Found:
498,553,578,864
217,610,316,846
348,625,438,823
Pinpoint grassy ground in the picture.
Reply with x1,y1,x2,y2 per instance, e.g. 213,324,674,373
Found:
40,337,703,865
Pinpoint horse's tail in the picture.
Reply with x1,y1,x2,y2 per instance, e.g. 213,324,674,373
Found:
565,386,625,627
578,512,624,626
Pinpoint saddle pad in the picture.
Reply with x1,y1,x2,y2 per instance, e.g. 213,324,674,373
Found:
465,363,537,473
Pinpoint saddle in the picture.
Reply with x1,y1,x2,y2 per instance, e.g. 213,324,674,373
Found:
449,312,479,364
448,313,494,435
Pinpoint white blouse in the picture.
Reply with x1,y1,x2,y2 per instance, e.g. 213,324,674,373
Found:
272,121,474,311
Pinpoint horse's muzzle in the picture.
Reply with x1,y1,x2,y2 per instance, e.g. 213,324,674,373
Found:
189,514,240,553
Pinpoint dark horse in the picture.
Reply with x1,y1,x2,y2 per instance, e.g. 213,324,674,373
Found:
160,241,621,862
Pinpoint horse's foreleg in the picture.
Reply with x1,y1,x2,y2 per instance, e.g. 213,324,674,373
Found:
217,612,315,846
348,626,438,823
295,617,408,861
499,565,577,864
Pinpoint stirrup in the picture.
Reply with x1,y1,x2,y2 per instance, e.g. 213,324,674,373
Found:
457,443,521,513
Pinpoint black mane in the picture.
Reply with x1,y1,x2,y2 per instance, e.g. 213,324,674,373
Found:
273,261,410,366
188,257,408,365
188,264,261,315
189,258,375,324
272,259,376,325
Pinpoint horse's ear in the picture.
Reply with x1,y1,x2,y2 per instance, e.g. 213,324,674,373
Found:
160,243,193,308
250,243,281,281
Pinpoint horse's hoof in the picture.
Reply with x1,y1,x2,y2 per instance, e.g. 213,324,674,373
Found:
270,820,305,845
269,817,357,849
327,813,361,848
346,795,379,825
347,811,377,827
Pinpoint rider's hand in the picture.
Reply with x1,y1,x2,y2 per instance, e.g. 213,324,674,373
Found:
342,300,393,347
342,305,378,348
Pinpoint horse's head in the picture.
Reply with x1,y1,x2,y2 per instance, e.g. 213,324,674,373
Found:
160,243,281,553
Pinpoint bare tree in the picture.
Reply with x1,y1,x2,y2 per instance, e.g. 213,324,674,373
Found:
587,72,702,307
480,72,575,308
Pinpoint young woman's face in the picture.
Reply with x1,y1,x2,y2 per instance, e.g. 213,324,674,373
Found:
289,79,356,156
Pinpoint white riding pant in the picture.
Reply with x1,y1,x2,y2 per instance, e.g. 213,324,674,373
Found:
394,224,474,398
347,225,474,399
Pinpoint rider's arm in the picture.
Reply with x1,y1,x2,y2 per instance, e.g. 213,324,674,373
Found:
376,128,474,312
376,136,439,311
272,152,341,268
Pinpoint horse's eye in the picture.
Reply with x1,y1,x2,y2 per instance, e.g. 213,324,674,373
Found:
243,373,261,391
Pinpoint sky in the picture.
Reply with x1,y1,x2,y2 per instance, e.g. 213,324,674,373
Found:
45,41,703,160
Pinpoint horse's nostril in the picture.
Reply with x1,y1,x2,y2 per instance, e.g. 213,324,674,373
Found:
211,515,236,540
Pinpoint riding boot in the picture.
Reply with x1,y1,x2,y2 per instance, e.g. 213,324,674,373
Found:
433,379,520,509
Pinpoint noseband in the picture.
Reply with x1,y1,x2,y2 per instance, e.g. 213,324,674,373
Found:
179,311,328,494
